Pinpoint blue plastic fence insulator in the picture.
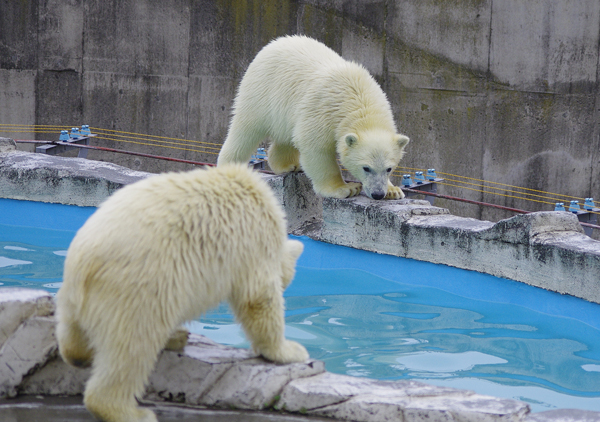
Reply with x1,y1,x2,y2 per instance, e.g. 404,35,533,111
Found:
568,200,580,213
554,203,565,212
251,147,267,161
584,198,595,210
414,171,425,184
59,130,69,142
80,125,91,136
402,174,413,186
70,127,80,138
426,169,437,180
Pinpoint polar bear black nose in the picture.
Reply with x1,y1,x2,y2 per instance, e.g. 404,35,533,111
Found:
371,192,385,200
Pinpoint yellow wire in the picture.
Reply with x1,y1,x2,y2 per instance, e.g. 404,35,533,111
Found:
90,127,223,147
437,170,587,201
4,124,599,213
92,132,222,152
394,167,583,203
439,176,573,203
94,135,220,155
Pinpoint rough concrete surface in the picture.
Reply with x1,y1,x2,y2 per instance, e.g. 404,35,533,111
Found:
0,138,149,206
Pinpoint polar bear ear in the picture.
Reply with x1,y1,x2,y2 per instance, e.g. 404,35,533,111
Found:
345,133,359,147
395,134,410,149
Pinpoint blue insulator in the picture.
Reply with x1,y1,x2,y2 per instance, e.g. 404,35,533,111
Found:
80,124,91,136
554,203,565,212
568,200,580,213
426,168,437,180
251,147,267,161
414,171,425,184
59,130,69,142
70,127,80,138
402,174,413,186
584,198,595,210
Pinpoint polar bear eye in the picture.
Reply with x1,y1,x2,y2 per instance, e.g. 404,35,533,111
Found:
363,167,371,173
386,167,392,173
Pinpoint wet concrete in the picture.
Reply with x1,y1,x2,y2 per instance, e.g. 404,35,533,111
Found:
0,396,334,422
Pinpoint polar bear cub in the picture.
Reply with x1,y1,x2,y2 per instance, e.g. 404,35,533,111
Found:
217,35,410,200
56,164,308,422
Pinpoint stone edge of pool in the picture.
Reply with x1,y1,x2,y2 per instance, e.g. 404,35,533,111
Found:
1,138,600,421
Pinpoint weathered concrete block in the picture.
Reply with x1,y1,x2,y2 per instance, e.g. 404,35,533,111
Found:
201,357,325,410
0,289,54,349
479,211,584,243
279,372,530,422
321,195,450,255
266,172,322,233
19,354,89,396
526,409,600,422
278,372,461,413
0,138,16,153
314,395,528,422
0,316,57,398
0,151,150,206
147,334,255,404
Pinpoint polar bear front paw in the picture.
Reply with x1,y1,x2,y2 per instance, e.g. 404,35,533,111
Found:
262,340,309,364
385,184,405,200
321,182,362,199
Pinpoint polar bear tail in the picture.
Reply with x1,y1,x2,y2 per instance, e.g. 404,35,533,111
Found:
281,239,304,289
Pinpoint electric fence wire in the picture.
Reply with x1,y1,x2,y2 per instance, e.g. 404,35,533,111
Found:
2,123,598,216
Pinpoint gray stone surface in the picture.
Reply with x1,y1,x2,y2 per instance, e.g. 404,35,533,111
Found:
0,138,16,154
0,147,150,206
266,172,323,233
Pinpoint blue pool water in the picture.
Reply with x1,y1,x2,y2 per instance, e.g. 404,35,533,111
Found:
1,198,600,412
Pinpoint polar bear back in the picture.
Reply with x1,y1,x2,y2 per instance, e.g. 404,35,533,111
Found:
60,164,289,325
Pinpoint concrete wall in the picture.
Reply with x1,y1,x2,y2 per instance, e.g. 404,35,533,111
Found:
1,0,599,222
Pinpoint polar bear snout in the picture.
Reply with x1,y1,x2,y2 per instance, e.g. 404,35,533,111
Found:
370,190,385,200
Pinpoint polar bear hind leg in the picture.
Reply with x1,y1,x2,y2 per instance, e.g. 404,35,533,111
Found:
268,142,301,173
217,116,268,166
83,316,171,422
56,317,94,368
232,278,308,364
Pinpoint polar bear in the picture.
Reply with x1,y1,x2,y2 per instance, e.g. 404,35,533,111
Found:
56,164,308,422
217,35,410,200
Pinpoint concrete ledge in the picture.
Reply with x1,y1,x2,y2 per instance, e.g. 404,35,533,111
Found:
318,195,600,304
0,289,532,422
0,138,149,206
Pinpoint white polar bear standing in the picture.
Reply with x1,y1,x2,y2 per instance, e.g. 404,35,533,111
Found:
56,164,307,422
217,35,410,200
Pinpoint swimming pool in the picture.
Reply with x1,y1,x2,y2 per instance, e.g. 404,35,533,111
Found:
1,198,599,412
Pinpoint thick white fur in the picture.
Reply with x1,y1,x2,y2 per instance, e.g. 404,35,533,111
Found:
56,164,307,422
217,35,410,200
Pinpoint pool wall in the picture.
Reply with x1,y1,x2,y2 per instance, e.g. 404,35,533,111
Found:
3,138,596,305
2,138,600,420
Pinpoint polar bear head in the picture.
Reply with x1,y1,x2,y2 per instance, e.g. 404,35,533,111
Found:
339,129,410,200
